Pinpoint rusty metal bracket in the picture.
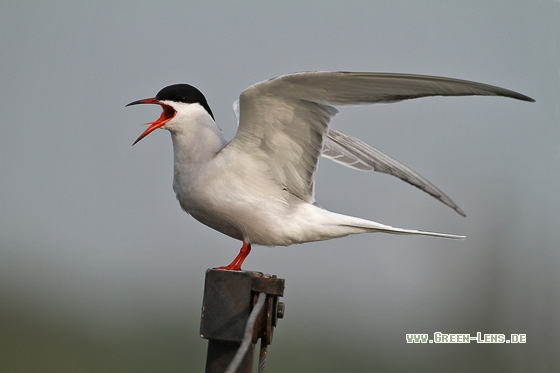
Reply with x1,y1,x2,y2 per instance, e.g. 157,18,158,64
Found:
200,269,285,373
250,275,284,345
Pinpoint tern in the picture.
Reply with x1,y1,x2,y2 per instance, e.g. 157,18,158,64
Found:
127,71,533,270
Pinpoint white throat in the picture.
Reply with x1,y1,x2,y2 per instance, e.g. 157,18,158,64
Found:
163,101,228,165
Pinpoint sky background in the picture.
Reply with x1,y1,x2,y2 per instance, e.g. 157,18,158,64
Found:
1,1,558,371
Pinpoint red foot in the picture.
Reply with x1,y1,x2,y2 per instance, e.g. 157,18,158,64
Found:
215,242,252,271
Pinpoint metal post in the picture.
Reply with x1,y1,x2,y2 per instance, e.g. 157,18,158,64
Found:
200,269,285,373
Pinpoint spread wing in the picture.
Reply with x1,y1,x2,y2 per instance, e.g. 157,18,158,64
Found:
226,71,533,205
323,128,466,216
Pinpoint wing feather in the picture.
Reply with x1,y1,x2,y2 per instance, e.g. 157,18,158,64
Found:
323,128,466,216
226,72,533,205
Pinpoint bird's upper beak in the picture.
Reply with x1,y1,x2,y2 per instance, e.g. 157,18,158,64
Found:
126,98,176,145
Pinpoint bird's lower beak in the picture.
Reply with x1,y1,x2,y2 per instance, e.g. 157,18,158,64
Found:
126,98,176,145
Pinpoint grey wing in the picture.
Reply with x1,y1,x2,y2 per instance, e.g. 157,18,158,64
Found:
227,72,533,204
231,89,337,203
323,128,466,216
256,72,534,105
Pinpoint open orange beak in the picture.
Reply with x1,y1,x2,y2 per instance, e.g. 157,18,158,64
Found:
126,98,176,145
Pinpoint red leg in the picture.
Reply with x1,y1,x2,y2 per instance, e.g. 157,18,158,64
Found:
215,242,252,271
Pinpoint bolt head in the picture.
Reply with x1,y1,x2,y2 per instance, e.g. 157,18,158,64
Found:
277,302,285,319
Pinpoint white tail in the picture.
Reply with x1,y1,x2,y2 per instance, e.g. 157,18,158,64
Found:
335,213,465,240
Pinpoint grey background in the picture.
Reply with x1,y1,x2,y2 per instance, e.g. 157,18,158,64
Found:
1,1,558,371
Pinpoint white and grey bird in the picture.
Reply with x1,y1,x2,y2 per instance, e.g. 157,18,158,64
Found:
127,72,533,270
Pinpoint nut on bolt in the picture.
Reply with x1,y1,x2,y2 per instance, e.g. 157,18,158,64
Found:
277,302,285,319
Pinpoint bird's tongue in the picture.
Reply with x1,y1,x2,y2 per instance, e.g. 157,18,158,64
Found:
130,100,176,145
